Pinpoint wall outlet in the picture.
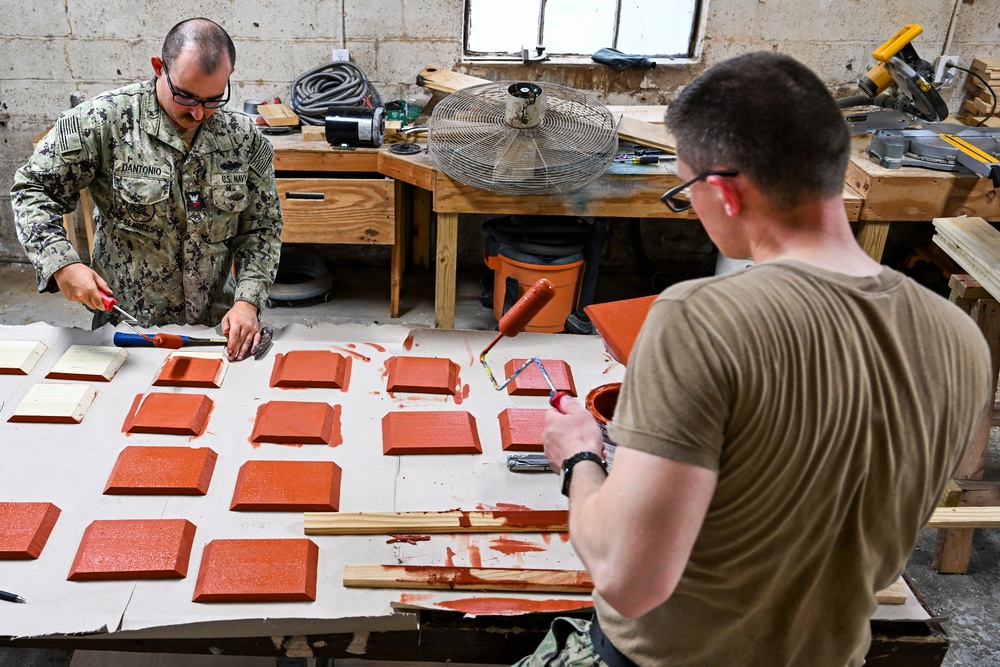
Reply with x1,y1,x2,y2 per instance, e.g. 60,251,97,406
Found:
332,49,350,63
934,55,959,83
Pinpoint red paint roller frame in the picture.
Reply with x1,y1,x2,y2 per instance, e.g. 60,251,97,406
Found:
479,278,570,411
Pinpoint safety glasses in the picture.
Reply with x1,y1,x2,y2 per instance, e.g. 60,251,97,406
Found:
660,169,739,212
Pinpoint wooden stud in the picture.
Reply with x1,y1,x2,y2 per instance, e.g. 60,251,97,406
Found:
343,564,593,594
304,509,568,535
0,340,48,375
927,507,1000,528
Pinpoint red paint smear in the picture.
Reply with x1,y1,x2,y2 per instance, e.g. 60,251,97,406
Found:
403,333,415,351
121,394,144,434
346,343,357,349
603,363,616,375
371,391,382,396
469,543,482,568
494,510,568,529
453,383,470,405
541,533,552,544
331,345,370,363
328,404,344,447
434,597,593,615
445,547,456,567
399,592,432,605
364,342,386,353
489,537,546,556
464,338,475,367
557,532,570,542
381,357,393,379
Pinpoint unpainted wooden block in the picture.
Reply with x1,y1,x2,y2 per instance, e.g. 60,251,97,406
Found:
498,408,546,452
192,538,318,602
45,344,128,382
504,359,577,396
104,446,218,495
67,518,196,581
0,340,48,375
122,392,214,436
230,460,342,511
382,411,482,455
153,352,227,388
386,356,459,395
0,502,61,559
8,383,98,424
250,401,342,445
270,350,351,389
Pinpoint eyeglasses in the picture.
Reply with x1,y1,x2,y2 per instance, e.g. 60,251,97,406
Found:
660,169,739,212
162,63,230,109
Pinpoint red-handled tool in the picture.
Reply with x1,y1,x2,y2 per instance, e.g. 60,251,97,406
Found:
479,278,569,411
99,292,139,323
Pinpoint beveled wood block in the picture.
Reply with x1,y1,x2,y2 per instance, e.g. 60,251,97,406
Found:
0,502,61,559
45,344,128,382
192,538,318,602
386,356,459,395
250,401,342,445
0,340,48,375
230,460,342,511
104,446,218,495
8,383,98,424
584,295,657,365
67,518,196,580
382,411,482,455
153,352,227,388
269,350,351,389
122,393,214,436
503,359,577,397
498,408,547,452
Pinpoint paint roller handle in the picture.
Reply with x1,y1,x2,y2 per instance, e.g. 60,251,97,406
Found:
498,278,556,336
112,332,185,349
550,390,570,412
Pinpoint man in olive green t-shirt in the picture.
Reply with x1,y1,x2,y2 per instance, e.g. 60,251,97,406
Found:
517,52,992,667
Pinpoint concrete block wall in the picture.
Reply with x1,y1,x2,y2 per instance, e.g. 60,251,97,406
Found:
1,0,998,266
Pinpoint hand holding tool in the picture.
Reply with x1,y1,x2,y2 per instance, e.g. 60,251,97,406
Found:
479,278,569,411
99,292,138,322
253,326,274,360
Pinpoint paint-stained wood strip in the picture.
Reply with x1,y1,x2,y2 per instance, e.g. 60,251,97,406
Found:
0,340,48,375
344,564,592,594
304,509,568,535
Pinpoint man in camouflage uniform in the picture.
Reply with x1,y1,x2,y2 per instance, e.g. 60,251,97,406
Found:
11,17,282,361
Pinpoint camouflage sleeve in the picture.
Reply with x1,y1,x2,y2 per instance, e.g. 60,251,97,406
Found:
10,110,99,292
231,129,283,313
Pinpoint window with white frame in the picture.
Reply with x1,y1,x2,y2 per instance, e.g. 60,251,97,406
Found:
465,0,702,59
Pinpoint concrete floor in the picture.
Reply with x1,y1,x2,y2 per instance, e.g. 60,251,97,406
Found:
1,260,999,666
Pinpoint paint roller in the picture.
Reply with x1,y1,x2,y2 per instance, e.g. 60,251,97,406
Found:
479,278,570,411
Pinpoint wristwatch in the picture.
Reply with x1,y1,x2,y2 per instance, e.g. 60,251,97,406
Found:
561,451,608,497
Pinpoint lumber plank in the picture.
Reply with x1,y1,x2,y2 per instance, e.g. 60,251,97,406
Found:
949,273,991,300
874,577,908,605
258,102,299,127
304,510,569,535
615,116,676,153
926,507,1000,528
416,66,488,93
0,340,48,375
343,564,593,593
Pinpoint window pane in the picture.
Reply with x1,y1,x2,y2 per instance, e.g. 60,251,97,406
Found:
617,0,697,56
467,0,540,54
543,0,615,56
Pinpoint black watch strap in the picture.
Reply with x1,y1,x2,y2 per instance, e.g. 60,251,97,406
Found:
561,451,608,497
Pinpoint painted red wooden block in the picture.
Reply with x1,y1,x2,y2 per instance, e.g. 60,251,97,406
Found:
382,411,482,455
192,538,318,602
270,350,351,389
231,460,342,511
250,401,342,445
498,408,547,452
153,355,226,388
503,359,577,396
104,446,218,495
584,295,657,365
67,518,196,581
122,392,214,436
0,502,61,559
386,356,459,395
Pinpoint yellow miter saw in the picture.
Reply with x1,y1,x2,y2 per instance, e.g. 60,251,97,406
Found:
839,24,1000,186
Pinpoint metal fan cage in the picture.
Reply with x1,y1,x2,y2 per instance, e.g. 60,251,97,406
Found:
428,81,618,195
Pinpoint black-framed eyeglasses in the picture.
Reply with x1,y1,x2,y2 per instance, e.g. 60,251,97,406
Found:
162,63,230,109
660,169,739,212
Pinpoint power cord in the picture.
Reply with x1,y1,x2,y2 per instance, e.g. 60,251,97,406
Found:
289,61,382,125
947,63,997,126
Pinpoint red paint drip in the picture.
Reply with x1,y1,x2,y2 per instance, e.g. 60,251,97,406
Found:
557,531,570,542
445,547,456,567
434,597,593,615
453,383,471,405
488,537,546,556
364,342,386,353
381,358,393,379
331,345,370,362
403,333,415,351
469,543,482,568
398,592,432,605
346,343,357,349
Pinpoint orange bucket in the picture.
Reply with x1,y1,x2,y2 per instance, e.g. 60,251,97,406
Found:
493,254,585,333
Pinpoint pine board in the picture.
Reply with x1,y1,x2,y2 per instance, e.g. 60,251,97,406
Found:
45,345,128,382
8,383,98,424
343,564,593,593
258,103,299,127
927,506,1000,528
304,509,568,534
0,340,48,375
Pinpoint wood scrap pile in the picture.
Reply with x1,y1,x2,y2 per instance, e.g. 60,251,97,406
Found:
960,57,1000,127
931,216,1000,298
